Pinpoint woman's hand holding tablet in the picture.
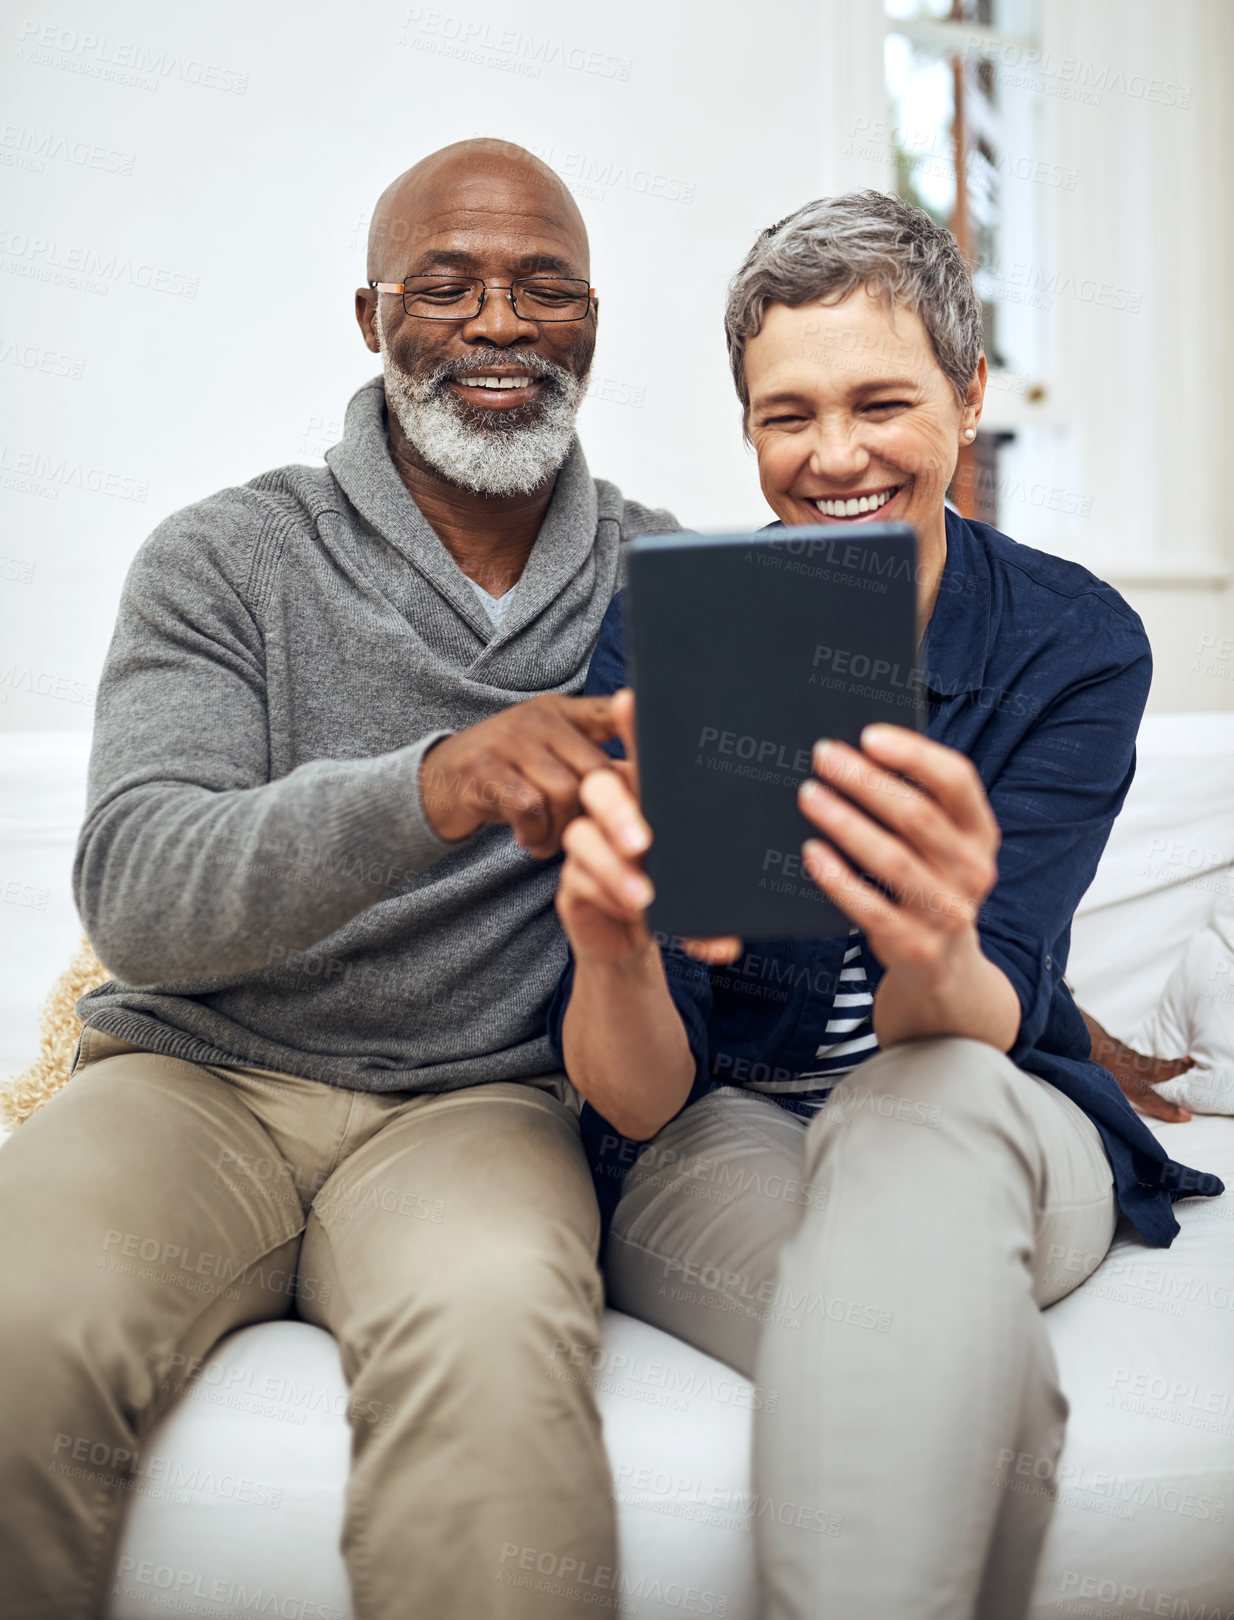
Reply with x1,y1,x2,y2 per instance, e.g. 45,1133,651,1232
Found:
797,723,1019,1050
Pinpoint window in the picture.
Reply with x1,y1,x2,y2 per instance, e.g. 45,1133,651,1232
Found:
884,0,1045,526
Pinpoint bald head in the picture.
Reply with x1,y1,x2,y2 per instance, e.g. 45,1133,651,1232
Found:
366,139,589,286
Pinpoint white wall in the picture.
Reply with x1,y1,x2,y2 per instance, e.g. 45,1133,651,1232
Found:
0,0,834,730
1,0,1231,729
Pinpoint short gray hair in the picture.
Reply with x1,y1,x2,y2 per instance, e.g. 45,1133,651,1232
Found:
724,190,983,416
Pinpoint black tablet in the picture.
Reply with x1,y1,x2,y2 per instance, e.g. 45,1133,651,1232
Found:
626,523,924,941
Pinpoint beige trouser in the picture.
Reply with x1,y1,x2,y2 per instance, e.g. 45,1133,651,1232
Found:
604,1036,1119,1620
0,1028,614,1620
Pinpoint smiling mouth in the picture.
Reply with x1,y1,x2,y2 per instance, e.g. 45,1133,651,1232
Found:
450,371,542,397
811,484,905,520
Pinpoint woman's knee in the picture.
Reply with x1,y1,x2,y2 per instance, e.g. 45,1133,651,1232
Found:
825,1036,1023,1128
802,1038,1040,1195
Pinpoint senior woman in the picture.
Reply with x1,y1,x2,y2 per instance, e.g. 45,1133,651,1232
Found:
547,191,1223,1619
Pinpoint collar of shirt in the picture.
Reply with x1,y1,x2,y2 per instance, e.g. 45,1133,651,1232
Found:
917,507,992,700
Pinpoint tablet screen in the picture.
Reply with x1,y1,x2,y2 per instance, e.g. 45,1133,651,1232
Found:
627,523,924,940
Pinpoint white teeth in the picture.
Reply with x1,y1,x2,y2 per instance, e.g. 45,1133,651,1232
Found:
458,375,534,390
813,486,899,518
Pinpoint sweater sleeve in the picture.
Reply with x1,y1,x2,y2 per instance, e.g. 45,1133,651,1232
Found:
73,496,457,987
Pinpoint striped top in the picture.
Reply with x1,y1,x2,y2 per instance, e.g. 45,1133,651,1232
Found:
734,929,878,1121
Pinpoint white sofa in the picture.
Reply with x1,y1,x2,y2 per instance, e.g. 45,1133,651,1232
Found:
2,718,1232,1619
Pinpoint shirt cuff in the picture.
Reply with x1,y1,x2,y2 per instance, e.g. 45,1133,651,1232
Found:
978,932,1056,1065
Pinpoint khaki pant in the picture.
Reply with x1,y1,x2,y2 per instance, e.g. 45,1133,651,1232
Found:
0,1028,614,1620
605,1036,1119,1620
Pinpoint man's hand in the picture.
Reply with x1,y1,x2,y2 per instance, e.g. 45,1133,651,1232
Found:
1081,1009,1195,1123
419,694,619,859
556,690,742,966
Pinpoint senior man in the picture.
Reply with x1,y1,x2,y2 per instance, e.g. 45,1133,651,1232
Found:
0,139,679,1620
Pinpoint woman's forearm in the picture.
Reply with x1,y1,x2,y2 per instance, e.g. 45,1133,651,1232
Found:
561,945,696,1140
872,929,1021,1053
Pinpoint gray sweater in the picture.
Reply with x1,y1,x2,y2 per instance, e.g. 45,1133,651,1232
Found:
73,375,678,1091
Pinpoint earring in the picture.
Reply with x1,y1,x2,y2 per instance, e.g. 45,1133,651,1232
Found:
963,427,976,440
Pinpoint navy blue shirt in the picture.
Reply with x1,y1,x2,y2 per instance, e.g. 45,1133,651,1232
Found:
548,510,1224,1248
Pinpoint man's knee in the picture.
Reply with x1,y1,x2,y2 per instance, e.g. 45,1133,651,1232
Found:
383,1223,602,1354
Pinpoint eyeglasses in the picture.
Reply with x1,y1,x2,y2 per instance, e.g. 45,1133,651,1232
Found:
370,274,595,322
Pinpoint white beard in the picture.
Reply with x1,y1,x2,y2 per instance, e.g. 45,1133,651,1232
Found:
374,301,588,496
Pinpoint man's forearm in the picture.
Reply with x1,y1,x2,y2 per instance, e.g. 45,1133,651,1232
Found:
74,733,456,986
872,931,1021,1053
562,946,695,1140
